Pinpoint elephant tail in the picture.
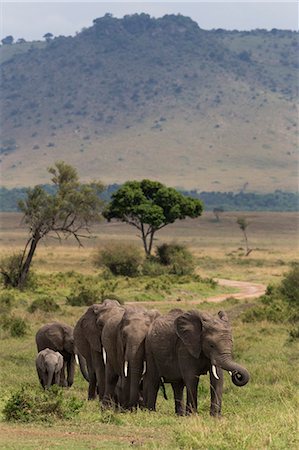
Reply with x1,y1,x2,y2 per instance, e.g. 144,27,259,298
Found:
77,354,89,382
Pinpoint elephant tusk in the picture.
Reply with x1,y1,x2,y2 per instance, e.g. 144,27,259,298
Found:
212,365,220,380
142,361,146,376
102,347,107,365
75,354,79,365
229,371,232,376
124,361,128,377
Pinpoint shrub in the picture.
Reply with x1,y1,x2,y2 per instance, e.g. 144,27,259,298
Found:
242,266,299,324
28,296,60,313
66,285,100,306
93,242,143,277
155,242,195,275
0,253,35,289
141,257,167,276
0,315,28,337
280,265,299,305
3,385,83,423
0,253,23,288
0,291,15,313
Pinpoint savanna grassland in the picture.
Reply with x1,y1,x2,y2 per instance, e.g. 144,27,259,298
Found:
0,211,298,449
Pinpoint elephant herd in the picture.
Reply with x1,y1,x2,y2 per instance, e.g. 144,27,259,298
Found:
35,299,250,416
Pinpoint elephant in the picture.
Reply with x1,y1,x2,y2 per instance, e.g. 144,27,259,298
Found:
143,309,250,416
36,348,64,389
35,321,87,387
73,299,122,400
101,306,160,409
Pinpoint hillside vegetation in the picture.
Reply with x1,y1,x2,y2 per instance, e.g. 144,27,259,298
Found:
1,14,298,191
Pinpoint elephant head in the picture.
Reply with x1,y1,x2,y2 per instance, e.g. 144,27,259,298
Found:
118,308,160,408
175,310,249,387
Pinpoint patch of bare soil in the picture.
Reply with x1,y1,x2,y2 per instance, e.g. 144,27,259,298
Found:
207,278,266,303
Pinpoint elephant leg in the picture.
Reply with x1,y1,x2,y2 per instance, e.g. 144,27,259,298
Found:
85,356,97,400
171,381,185,416
102,363,119,408
143,372,160,411
59,361,67,387
92,350,105,401
37,366,45,388
209,367,223,417
185,376,199,415
66,355,75,387
54,371,61,386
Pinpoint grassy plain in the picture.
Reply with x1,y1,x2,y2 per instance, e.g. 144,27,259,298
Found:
0,211,298,449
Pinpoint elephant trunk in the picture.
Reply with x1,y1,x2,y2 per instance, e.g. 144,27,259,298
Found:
77,353,89,382
124,342,144,408
215,355,250,387
46,368,54,389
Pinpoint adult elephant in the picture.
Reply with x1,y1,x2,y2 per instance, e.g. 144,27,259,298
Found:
143,309,250,416
35,321,86,387
73,299,122,400
101,307,160,409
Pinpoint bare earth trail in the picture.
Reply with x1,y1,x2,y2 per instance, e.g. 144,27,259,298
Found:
128,278,267,306
207,278,267,303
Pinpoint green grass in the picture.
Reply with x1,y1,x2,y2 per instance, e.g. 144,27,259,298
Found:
0,281,298,449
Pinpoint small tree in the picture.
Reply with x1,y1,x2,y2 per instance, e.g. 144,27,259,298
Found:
43,33,53,42
1,35,14,45
236,216,252,256
0,161,104,289
103,180,203,256
213,207,224,222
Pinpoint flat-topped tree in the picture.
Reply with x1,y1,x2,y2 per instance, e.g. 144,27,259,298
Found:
4,161,104,289
103,179,203,256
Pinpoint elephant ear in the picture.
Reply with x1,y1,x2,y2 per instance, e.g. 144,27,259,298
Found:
218,311,229,323
147,309,161,322
175,311,203,359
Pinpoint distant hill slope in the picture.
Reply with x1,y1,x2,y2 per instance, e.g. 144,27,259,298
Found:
1,14,298,191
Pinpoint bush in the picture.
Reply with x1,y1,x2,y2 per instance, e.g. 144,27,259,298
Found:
28,296,60,313
141,257,167,276
0,291,15,313
0,253,35,289
280,265,299,305
3,385,83,423
155,242,195,275
66,285,100,306
0,253,23,288
0,315,28,337
242,266,299,324
93,242,143,277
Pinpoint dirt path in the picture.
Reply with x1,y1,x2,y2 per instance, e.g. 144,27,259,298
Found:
127,278,266,306
206,278,266,303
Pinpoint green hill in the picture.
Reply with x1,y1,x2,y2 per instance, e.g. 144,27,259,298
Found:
0,14,298,191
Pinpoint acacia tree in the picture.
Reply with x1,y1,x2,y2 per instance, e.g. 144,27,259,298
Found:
236,216,252,256
103,179,203,256
1,161,104,289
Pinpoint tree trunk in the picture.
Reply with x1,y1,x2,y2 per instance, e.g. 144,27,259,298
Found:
17,234,40,289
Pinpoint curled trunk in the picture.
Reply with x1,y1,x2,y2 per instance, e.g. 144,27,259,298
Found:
216,355,250,387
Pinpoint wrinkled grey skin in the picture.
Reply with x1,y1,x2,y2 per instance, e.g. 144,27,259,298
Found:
35,322,83,387
36,348,64,389
144,309,250,416
73,299,122,400
102,307,160,409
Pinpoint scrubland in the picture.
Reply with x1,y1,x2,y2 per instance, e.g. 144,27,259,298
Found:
0,211,298,449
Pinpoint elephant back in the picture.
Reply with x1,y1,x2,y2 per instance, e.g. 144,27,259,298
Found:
35,322,74,354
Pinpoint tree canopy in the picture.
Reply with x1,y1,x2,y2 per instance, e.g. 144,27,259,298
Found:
103,179,203,255
1,161,104,289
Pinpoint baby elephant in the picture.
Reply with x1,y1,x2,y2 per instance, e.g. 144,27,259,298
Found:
36,348,64,389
